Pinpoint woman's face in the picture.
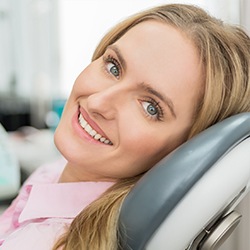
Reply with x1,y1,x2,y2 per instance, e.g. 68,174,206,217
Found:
55,20,204,182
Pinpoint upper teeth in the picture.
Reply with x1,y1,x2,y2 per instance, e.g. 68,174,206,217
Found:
78,113,112,145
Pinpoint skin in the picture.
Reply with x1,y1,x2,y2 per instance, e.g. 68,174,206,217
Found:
54,20,204,183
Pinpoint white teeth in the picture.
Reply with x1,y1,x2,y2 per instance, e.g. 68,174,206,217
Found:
78,113,112,145
94,134,102,140
100,137,105,142
85,124,92,133
79,117,87,128
89,130,97,137
104,139,111,144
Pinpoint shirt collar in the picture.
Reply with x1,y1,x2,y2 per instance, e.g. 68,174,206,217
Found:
19,181,114,223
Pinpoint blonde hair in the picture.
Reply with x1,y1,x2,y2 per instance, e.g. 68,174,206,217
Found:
53,4,250,250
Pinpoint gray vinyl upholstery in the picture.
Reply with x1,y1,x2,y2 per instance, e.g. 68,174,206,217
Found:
118,112,250,250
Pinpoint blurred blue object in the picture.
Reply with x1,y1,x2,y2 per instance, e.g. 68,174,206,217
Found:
0,123,20,200
45,99,66,130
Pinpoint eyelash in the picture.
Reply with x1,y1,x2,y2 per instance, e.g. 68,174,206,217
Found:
103,53,164,121
140,97,164,121
103,54,122,79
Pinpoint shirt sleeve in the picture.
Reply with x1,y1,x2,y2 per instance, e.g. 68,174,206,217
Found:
0,218,70,250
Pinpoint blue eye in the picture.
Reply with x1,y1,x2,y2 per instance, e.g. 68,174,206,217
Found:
141,98,164,121
104,55,121,79
107,62,120,77
142,101,158,116
144,102,158,115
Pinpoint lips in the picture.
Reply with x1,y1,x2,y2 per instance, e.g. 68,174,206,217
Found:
78,111,113,145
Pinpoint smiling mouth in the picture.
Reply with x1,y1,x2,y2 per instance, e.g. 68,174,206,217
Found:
78,113,113,145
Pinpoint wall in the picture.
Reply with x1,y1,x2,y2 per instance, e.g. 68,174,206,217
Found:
58,0,241,97
0,0,243,127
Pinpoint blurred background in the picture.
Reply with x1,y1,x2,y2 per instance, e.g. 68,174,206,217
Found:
0,0,250,249
0,0,249,132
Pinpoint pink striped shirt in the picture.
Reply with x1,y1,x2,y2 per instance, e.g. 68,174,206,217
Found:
0,158,114,249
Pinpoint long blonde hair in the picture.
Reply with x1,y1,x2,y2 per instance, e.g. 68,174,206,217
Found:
53,4,250,250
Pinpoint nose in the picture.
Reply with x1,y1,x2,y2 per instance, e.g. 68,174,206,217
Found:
86,84,126,120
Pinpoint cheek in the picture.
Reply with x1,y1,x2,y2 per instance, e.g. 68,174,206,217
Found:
123,122,190,167
119,125,168,167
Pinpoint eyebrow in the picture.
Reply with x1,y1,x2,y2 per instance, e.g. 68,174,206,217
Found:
139,82,177,119
107,45,127,71
107,45,176,118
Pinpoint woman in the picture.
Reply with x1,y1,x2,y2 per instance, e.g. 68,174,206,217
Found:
1,3,250,250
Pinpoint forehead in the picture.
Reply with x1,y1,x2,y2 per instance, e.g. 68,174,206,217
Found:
115,20,199,75
114,20,201,80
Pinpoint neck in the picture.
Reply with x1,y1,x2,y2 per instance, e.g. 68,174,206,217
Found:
58,162,116,183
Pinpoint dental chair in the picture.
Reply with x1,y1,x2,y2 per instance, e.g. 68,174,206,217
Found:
119,112,250,250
